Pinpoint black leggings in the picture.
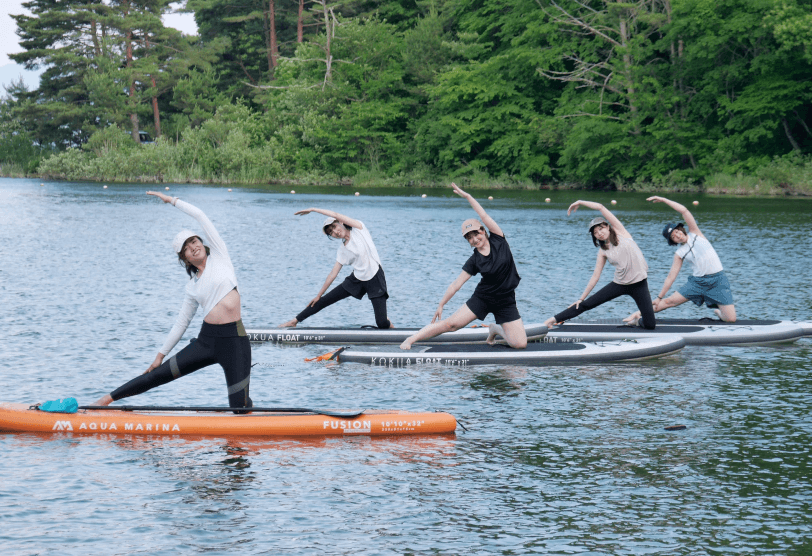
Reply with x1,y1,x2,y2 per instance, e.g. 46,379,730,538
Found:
296,284,391,329
111,321,252,410
554,279,656,329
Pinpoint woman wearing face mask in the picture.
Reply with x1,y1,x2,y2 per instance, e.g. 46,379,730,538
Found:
624,196,736,323
278,208,394,330
544,200,656,330
400,183,527,350
93,191,252,411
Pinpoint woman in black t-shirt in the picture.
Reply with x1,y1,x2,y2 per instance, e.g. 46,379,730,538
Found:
400,183,527,350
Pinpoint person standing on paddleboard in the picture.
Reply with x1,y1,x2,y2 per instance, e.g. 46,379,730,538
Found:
544,200,656,330
93,192,252,412
623,196,736,323
278,208,394,329
400,183,527,350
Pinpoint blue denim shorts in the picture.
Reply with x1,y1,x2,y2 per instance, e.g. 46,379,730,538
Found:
678,271,734,308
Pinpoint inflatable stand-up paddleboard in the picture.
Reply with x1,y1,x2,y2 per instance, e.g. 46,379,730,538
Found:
0,403,457,437
246,323,549,345
792,320,812,337
333,336,685,367
545,318,805,346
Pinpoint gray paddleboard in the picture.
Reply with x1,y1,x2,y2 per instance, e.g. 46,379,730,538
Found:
545,318,804,346
338,336,685,367
246,323,549,345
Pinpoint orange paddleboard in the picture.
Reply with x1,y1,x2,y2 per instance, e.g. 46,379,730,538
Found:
0,403,457,437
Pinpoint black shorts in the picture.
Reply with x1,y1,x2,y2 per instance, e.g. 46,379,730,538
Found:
465,292,521,324
341,266,389,300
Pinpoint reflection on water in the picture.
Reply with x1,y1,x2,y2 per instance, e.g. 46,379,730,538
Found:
1,178,810,554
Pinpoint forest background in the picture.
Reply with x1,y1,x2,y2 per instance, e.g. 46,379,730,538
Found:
2,0,812,194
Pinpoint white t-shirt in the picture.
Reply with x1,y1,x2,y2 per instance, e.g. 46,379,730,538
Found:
336,221,381,281
160,200,239,355
676,232,723,277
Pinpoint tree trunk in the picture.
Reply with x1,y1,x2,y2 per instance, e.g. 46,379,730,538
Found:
269,0,278,71
90,19,101,57
124,4,140,144
322,1,332,88
782,118,800,151
298,0,304,42
151,75,162,137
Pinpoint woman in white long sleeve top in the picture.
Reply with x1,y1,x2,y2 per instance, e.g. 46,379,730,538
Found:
92,191,252,411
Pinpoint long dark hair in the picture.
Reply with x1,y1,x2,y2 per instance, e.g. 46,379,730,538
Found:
592,226,619,250
178,236,210,277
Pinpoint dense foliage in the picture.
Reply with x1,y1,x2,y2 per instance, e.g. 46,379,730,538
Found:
3,0,812,191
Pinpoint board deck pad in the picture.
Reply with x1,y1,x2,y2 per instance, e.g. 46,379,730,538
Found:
545,318,804,346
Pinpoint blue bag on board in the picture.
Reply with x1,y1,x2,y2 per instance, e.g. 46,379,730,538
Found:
38,398,79,413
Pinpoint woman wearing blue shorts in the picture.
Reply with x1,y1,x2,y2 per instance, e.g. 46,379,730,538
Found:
625,196,736,323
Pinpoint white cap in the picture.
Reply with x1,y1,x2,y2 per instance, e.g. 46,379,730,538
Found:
172,229,197,254
322,216,338,234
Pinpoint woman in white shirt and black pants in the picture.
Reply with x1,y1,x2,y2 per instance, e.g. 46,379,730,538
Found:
279,208,394,329
93,191,252,411
625,196,736,323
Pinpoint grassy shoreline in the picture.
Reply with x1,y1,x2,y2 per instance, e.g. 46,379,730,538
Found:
6,170,811,197
4,149,812,197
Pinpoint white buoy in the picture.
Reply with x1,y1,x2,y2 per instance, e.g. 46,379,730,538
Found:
165,186,170,191
611,199,617,205
290,190,295,194
355,192,360,196
421,194,427,198
103,185,107,189
693,200,699,206
228,189,232,192
40,183,44,186
488,196,493,200
545,198,551,203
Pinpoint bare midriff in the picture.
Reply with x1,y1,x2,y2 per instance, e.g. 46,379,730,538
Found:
204,288,241,324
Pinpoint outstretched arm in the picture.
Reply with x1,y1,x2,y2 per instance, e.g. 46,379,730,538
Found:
147,191,228,254
578,252,608,302
653,254,684,308
647,196,702,237
308,262,344,307
452,183,504,237
567,200,630,238
293,208,363,230
432,271,473,323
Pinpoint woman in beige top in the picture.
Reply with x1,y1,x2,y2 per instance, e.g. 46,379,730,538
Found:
543,200,656,329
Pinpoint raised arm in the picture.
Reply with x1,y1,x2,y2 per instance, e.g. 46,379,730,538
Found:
647,196,702,237
294,208,363,230
451,183,503,237
567,200,630,238
147,191,228,255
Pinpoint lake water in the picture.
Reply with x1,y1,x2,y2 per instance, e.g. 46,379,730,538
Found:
1,178,810,555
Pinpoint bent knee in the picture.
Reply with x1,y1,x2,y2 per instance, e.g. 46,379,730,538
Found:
512,339,528,349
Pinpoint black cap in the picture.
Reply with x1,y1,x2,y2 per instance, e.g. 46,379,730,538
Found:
662,223,684,246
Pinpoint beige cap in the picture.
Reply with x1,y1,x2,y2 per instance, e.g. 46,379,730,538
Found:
322,216,337,234
588,216,608,233
461,218,484,237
